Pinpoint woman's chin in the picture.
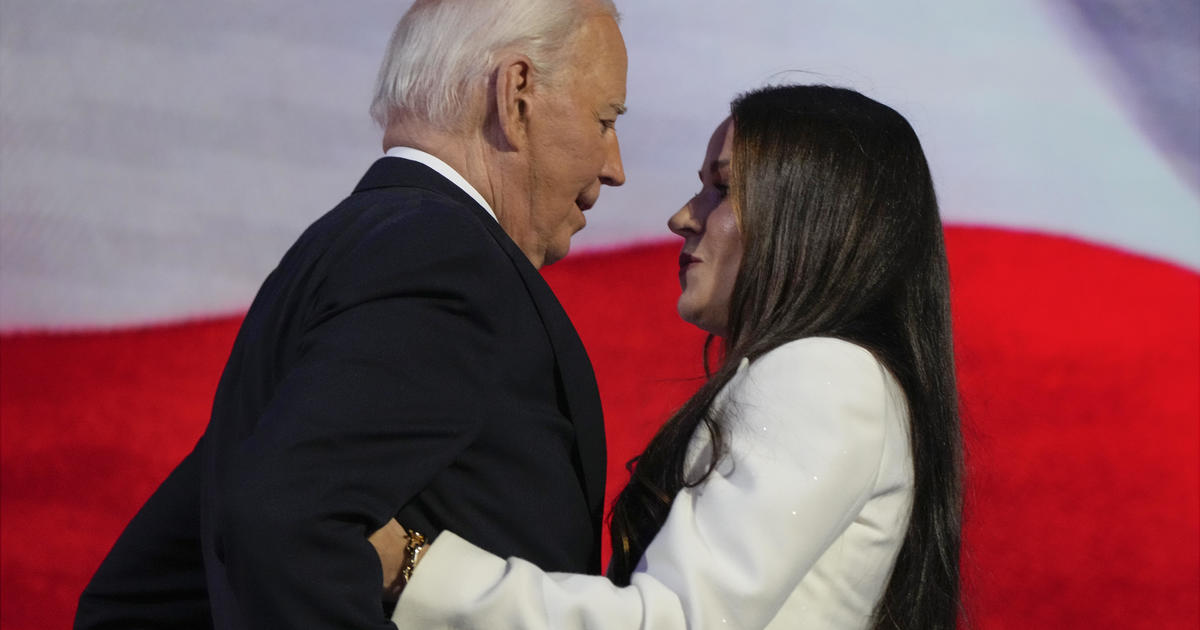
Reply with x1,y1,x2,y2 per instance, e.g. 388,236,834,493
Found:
677,304,726,338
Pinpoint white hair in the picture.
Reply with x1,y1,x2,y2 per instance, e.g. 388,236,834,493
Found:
371,0,619,131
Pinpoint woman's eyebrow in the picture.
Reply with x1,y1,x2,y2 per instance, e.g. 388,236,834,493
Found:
709,158,731,176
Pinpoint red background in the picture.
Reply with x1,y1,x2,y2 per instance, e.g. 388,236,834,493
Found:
2,226,1198,628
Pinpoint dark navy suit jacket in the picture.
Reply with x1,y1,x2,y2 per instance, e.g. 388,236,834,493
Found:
75,158,606,629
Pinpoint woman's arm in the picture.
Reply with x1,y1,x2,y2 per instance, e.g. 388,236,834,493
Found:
389,338,902,630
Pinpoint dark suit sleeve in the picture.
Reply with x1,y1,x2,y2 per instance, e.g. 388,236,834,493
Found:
75,444,212,630
217,206,511,628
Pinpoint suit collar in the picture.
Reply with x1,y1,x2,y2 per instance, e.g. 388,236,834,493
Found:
354,157,485,215
382,147,497,222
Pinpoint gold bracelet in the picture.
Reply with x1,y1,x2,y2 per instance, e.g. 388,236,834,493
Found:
400,528,427,586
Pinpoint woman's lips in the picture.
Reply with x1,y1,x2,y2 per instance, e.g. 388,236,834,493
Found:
679,252,700,270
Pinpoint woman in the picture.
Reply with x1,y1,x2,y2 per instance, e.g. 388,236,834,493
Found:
379,84,963,629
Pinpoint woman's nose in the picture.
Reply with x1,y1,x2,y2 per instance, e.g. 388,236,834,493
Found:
668,202,701,237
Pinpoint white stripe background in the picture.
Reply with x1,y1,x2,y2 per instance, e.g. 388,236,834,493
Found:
2,0,1197,330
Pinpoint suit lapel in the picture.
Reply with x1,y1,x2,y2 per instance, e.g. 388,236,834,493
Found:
512,264,607,525
354,158,608,522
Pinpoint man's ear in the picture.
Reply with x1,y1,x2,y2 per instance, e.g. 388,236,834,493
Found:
494,54,534,151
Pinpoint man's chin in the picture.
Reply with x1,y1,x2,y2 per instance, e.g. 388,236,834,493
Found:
542,247,569,267
542,236,578,266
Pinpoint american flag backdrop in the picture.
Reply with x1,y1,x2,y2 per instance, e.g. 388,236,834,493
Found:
1,1,1197,628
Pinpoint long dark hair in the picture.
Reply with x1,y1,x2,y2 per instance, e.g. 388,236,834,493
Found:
608,84,962,629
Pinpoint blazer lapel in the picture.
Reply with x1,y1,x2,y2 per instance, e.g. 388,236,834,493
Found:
354,157,608,523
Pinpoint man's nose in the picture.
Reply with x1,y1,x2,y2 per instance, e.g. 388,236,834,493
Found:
600,133,625,187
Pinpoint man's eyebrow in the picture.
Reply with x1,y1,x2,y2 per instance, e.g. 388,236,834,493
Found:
611,103,628,116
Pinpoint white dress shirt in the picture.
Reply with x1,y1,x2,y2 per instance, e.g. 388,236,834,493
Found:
384,146,497,223
391,337,914,629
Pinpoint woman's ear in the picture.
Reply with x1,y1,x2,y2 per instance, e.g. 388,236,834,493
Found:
494,54,534,151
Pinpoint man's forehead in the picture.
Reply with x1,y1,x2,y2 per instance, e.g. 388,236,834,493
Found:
574,17,626,79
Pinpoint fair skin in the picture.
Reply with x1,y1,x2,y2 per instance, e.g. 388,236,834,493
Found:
381,14,628,268
369,11,628,592
372,118,747,594
371,519,408,601
669,116,743,337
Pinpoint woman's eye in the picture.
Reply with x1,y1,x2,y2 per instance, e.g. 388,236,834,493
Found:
694,180,729,200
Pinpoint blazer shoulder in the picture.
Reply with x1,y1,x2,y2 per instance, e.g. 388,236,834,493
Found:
741,337,889,399
722,337,899,462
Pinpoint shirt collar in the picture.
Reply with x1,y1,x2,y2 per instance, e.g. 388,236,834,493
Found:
383,146,497,223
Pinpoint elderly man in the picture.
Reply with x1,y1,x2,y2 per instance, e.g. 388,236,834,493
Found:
74,0,626,628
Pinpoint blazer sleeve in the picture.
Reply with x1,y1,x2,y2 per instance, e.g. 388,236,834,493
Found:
217,204,516,629
390,338,896,630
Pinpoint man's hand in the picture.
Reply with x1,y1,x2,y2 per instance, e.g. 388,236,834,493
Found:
368,518,408,602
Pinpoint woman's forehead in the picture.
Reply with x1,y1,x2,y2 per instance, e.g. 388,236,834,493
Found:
702,117,734,173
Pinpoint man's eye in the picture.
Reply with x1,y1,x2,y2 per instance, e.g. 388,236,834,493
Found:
600,120,616,132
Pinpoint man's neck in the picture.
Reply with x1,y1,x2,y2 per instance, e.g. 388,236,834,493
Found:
385,125,498,207
383,122,538,267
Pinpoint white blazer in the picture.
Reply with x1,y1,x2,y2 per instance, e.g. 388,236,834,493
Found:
392,337,913,629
